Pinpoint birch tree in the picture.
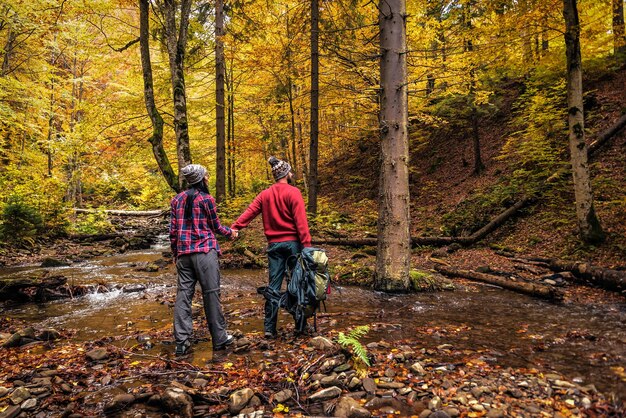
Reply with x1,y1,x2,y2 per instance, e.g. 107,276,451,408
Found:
562,0,604,243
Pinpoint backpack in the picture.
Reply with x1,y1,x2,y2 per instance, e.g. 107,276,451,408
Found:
285,247,331,332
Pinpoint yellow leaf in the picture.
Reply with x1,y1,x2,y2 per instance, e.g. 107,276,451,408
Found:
223,362,233,369
130,361,140,366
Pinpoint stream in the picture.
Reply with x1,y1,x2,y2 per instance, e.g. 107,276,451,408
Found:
1,245,625,401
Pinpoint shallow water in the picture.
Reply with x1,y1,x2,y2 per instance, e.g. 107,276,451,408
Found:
1,248,625,400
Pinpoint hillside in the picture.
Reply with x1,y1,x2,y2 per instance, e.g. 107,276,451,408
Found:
319,66,626,267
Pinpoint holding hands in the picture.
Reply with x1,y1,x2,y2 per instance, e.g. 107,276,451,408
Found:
230,229,239,240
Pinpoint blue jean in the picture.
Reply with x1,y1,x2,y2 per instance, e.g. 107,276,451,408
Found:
265,241,301,334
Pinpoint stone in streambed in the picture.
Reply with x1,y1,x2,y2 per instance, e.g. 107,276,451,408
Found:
162,388,192,418
410,362,426,375
273,389,293,403
429,411,451,418
321,374,341,387
333,396,371,418
0,406,21,418
310,336,335,350
86,347,108,361
309,386,342,401
228,388,254,414
103,393,135,414
20,398,37,411
0,387,9,397
37,328,61,341
41,258,70,267
361,378,376,393
10,387,31,405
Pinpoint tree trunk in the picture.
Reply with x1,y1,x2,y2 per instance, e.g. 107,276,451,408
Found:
1,28,16,76
562,0,604,243
297,116,308,190
139,0,178,193
375,0,411,292
548,259,626,292
308,0,320,214
613,0,626,56
164,0,192,189
215,0,226,202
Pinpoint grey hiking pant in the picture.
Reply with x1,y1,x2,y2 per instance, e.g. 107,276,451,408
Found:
174,251,230,348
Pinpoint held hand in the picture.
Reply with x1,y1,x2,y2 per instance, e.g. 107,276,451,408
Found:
230,229,239,240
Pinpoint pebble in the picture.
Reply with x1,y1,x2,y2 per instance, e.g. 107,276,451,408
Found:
273,389,292,403
0,387,9,397
581,397,592,408
21,398,37,410
410,362,426,375
428,396,442,410
309,386,342,401
384,368,396,377
10,387,31,405
0,406,21,418
419,410,432,418
361,378,376,393
348,377,361,390
443,407,460,417
486,409,505,418
86,348,108,361
471,404,485,412
564,399,576,408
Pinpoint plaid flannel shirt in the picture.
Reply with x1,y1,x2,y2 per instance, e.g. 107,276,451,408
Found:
169,190,232,259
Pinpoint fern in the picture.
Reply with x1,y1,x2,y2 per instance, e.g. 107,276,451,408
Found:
337,325,371,367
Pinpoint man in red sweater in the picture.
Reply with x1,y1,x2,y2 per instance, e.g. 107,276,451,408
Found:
231,156,311,338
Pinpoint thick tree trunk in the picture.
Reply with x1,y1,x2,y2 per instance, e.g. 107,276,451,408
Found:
308,0,320,214
375,0,411,292
215,0,227,202
139,0,178,193
435,266,563,300
1,28,16,76
164,0,193,189
563,0,604,243
613,0,626,55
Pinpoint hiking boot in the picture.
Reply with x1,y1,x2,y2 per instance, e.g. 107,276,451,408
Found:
264,331,277,339
175,340,191,356
213,334,234,351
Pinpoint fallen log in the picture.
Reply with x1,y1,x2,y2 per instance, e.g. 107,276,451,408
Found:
74,208,167,217
546,259,626,293
435,265,563,300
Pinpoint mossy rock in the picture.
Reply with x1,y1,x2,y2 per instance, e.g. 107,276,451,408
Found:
410,270,454,292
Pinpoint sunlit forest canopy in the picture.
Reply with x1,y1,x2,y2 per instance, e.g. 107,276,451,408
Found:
0,0,623,236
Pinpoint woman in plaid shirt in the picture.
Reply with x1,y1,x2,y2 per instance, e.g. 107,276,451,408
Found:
169,164,237,355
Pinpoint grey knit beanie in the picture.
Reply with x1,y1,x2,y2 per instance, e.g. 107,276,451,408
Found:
181,164,207,185
268,156,292,180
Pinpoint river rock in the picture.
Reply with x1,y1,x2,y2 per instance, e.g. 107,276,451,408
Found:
162,388,193,418
37,329,61,341
122,284,146,293
86,348,108,361
20,398,37,411
192,378,208,389
361,378,376,393
0,406,21,418
428,396,442,410
0,387,9,397
486,409,505,418
10,387,31,405
2,332,23,348
311,336,335,350
273,389,293,403
31,377,52,387
429,411,451,418
410,362,426,375
334,363,352,373
348,377,361,390
443,407,460,417
228,388,254,414
377,381,405,389
334,396,371,418
309,386,342,401
320,356,346,373
419,410,432,418
321,374,341,387
41,257,70,267
103,393,135,413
